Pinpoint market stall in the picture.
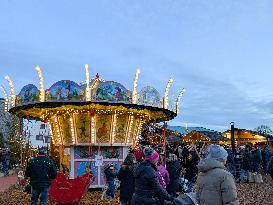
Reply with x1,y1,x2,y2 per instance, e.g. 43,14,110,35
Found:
223,128,267,145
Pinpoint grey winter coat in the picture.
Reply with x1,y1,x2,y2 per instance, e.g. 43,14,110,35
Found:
196,158,239,205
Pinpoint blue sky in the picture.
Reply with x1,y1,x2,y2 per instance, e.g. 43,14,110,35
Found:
1,0,273,131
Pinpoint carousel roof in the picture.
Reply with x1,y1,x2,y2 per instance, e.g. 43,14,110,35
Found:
5,67,183,123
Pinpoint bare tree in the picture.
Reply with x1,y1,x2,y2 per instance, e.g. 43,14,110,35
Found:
255,125,273,144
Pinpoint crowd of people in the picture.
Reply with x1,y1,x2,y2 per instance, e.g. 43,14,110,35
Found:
103,143,273,205
18,142,273,205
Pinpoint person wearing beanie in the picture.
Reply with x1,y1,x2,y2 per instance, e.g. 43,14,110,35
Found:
196,144,239,205
133,148,144,162
131,147,176,205
118,153,136,205
26,146,57,205
166,153,182,197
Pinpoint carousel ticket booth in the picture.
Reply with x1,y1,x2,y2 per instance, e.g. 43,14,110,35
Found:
8,66,181,188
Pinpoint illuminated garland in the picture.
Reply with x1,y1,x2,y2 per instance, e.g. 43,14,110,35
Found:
0,85,9,111
54,116,62,145
175,88,185,114
91,115,95,143
164,78,173,109
85,64,91,101
35,66,45,102
126,115,134,144
69,116,76,144
135,120,143,146
111,113,117,144
48,123,55,145
5,75,16,107
132,68,140,104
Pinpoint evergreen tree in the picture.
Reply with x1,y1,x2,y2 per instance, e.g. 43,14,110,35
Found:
0,132,5,148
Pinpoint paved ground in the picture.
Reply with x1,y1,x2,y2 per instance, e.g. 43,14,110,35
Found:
0,173,17,192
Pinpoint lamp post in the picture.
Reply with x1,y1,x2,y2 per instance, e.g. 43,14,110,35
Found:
230,122,236,158
163,122,167,166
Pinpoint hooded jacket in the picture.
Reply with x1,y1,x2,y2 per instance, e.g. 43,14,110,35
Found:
196,158,239,205
118,164,135,203
131,160,173,205
25,155,57,189
166,160,182,194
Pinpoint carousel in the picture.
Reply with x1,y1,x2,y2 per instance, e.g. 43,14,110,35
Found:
4,65,184,189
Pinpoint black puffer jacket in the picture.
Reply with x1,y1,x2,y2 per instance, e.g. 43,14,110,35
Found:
131,160,173,205
166,161,182,194
118,164,135,203
25,155,57,189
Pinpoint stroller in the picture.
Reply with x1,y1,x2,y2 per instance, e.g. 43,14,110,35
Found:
173,192,199,205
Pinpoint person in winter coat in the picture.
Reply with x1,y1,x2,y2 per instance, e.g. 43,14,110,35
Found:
25,147,57,205
268,156,273,180
156,155,170,190
250,146,262,173
263,145,272,174
104,163,118,199
166,153,182,197
183,150,199,192
239,146,251,182
131,147,175,205
196,144,239,205
118,153,136,205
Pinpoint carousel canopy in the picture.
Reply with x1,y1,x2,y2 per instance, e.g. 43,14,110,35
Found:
5,67,182,147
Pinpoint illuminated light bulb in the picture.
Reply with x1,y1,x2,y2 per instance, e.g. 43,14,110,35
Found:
111,114,117,144
5,75,16,107
132,68,140,104
164,78,173,109
91,115,95,143
35,66,45,102
85,64,91,101
69,117,76,144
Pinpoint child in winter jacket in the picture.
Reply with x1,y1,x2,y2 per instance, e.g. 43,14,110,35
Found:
104,163,118,199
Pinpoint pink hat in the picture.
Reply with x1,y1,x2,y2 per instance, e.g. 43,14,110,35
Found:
143,147,159,164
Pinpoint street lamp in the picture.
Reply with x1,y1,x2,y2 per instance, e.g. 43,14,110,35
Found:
230,122,236,158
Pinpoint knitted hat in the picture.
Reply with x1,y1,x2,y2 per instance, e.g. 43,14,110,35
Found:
134,148,143,162
124,153,136,165
143,147,159,163
206,145,228,160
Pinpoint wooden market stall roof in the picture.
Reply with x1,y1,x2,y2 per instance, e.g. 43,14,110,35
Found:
168,126,229,143
223,128,268,144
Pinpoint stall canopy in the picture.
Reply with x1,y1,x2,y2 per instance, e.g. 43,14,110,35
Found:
168,126,228,143
223,128,268,144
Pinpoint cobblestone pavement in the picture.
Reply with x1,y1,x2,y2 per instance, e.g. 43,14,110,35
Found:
0,173,17,192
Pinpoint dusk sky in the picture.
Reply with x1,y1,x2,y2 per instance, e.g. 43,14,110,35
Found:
1,1,273,131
